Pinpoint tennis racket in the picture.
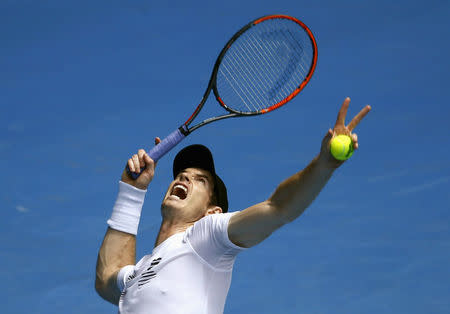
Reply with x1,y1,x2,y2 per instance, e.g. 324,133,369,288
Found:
128,14,318,179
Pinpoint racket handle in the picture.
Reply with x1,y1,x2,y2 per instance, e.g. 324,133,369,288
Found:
126,127,187,180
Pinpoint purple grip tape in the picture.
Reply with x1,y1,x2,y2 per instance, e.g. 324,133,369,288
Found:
127,127,186,180
148,128,186,162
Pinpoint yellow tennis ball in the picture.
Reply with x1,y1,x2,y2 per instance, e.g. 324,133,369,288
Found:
330,135,354,161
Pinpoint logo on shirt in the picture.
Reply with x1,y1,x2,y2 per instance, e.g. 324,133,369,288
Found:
138,257,162,288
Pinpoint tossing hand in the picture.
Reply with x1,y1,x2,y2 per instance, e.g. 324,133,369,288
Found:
319,97,371,168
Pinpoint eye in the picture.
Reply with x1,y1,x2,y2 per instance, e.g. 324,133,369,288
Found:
196,177,206,184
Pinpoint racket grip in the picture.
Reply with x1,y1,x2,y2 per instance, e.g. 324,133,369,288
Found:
126,127,187,180
148,127,187,161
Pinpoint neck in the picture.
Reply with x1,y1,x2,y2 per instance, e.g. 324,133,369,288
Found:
154,218,192,248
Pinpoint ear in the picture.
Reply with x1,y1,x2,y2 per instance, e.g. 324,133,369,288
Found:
205,206,222,216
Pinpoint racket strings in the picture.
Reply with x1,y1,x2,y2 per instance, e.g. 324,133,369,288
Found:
217,18,314,114
247,31,302,102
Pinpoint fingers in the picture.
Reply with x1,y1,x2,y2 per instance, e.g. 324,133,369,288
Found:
347,105,371,131
127,155,137,173
334,97,351,128
128,154,141,173
143,152,153,166
138,149,147,168
351,133,358,150
128,150,146,174
142,150,155,173
126,136,160,176
127,158,136,173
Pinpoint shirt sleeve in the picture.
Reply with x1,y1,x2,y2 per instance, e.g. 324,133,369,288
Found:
185,212,247,271
116,265,136,292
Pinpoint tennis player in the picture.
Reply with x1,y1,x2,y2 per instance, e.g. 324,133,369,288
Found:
95,97,370,313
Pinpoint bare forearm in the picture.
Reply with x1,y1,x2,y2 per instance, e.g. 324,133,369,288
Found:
269,155,335,222
268,98,371,222
228,99,371,248
95,228,136,304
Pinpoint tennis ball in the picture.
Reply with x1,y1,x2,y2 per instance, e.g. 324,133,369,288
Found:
330,135,354,161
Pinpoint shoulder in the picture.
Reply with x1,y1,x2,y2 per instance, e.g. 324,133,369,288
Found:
189,212,239,233
199,211,239,225
186,211,246,250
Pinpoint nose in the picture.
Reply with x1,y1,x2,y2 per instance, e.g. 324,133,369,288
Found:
178,172,190,183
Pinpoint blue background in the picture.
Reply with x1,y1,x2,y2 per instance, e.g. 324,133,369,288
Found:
1,0,449,313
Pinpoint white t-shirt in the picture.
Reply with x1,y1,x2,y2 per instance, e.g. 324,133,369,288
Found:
117,212,246,314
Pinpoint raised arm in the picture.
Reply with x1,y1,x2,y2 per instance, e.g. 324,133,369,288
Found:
95,138,160,304
228,98,371,248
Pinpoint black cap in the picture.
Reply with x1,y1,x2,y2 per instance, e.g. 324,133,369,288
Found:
173,144,228,213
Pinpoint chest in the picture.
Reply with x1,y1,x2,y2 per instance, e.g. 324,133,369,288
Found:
122,235,210,296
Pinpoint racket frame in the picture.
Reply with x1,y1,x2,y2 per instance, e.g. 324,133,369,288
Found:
127,14,317,178
185,14,318,131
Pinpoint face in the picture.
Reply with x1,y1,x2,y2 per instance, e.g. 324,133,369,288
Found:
161,168,218,221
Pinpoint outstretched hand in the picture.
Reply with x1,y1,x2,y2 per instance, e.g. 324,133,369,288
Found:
319,97,371,168
121,137,161,190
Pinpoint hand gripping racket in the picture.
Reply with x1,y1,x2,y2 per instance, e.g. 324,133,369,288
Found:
128,14,318,179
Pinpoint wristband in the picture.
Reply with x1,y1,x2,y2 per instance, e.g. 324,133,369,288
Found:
107,181,146,235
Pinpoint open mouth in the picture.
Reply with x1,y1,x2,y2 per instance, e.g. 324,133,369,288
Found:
170,184,188,200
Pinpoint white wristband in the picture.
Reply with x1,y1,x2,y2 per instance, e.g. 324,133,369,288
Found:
107,181,147,235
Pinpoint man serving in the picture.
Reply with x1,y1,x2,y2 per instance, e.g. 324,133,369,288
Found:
95,97,371,313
